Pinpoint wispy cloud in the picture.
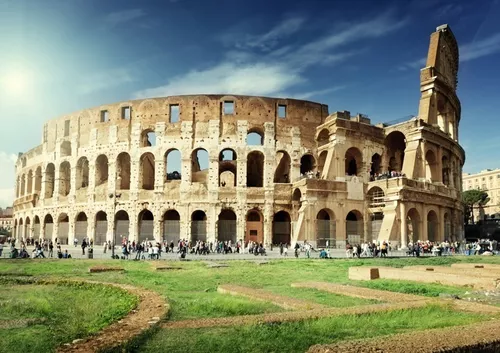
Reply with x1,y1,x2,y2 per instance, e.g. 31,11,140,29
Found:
104,9,145,27
293,86,347,100
0,151,17,207
78,68,135,95
135,11,407,98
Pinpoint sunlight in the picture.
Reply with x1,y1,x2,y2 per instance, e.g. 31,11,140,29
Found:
2,69,33,95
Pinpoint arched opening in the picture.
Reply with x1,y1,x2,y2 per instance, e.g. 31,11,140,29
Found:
114,210,130,245
407,208,420,244
76,157,90,189
59,162,71,197
191,210,207,242
95,211,108,245
317,151,328,177
346,210,363,245
425,150,438,182
247,129,264,146
191,148,209,183
95,155,109,187
27,170,33,195
25,217,31,239
345,147,362,176
246,209,263,244
61,141,72,157
57,213,69,245
20,174,26,197
165,149,182,181
444,212,451,241
292,188,302,203
385,131,406,173
370,153,381,179
140,152,155,190
34,167,42,194
18,218,24,239
247,151,264,187
316,128,330,146
33,216,41,238
367,187,385,208
272,211,291,245
218,209,237,243
116,153,131,190
75,212,88,243
316,209,336,248
138,210,154,243
442,156,450,186
141,129,156,147
300,154,316,176
163,210,180,242
427,210,439,242
219,149,237,187
274,151,291,183
369,212,384,243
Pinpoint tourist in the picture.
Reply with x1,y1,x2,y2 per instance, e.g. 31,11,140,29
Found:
345,243,353,258
81,239,87,255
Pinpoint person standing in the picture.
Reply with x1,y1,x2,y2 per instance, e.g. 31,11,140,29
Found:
81,239,87,255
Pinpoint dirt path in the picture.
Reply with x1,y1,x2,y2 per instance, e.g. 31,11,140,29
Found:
218,284,326,310
307,318,500,353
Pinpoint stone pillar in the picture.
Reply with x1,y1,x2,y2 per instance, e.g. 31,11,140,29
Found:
40,169,47,201
237,157,247,187
154,219,162,242
400,202,407,249
263,204,273,246
68,216,76,246
107,214,115,243
87,215,96,244
129,211,138,242
155,158,165,191
53,221,59,243
53,164,60,202
70,165,77,196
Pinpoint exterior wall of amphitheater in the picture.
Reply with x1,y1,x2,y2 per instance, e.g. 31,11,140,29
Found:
12,25,466,249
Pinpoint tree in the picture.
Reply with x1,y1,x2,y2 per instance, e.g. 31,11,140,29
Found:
462,189,490,225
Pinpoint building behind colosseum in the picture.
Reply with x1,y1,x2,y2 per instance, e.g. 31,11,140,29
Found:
12,25,465,249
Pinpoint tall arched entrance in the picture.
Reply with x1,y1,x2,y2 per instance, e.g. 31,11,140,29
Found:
114,211,130,245
163,210,181,242
138,210,154,243
346,210,363,245
18,218,24,240
407,208,420,244
245,210,263,244
316,209,336,248
191,211,207,242
218,209,237,243
427,210,439,242
25,217,31,239
75,212,88,243
444,213,451,241
33,216,41,239
57,213,69,245
95,212,108,245
272,211,291,245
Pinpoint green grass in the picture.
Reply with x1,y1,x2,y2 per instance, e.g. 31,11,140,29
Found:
0,281,138,353
141,304,486,353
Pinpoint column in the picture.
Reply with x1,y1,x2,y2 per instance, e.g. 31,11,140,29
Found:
68,217,76,246
87,215,96,244
40,170,46,201
154,219,162,242
107,214,115,243
263,204,273,246
400,202,407,249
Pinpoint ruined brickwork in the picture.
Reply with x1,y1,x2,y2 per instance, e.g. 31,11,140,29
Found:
12,25,465,248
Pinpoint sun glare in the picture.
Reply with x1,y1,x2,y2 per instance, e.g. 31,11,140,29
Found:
2,70,32,95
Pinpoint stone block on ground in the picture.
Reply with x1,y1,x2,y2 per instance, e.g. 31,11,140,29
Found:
155,266,183,271
348,267,380,281
88,266,125,273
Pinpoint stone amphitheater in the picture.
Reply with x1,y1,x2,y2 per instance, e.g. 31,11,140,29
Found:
12,25,465,249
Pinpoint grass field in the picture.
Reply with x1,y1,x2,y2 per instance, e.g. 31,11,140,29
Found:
1,256,499,352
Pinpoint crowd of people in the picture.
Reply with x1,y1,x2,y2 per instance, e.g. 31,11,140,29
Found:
3,237,73,259
370,170,406,181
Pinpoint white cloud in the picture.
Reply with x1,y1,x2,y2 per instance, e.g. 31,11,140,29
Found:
104,9,145,26
293,86,347,100
77,68,135,95
135,11,406,99
0,151,17,207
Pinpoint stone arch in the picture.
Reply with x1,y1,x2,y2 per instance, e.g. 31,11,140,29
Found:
191,148,209,183
427,210,439,242
370,153,381,177
25,216,31,239
316,209,336,248
274,151,291,183
59,161,71,196
116,152,131,190
317,151,328,177
425,149,438,182
316,128,330,146
219,149,237,187
300,154,316,175
243,97,269,117
191,210,207,242
140,152,155,190
442,155,450,186
95,211,108,245
444,212,451,240
45,164,55,198
165,149,182,181
272,211,291,245
114,210,130,244
137,99,160,115
20,174,26,197
345,147,362,176
246,209,263,244
27,170,33,195
75,212,89,243
138,209,154,243
95,155,109,187
141,129,156,147
34,166,42,194
367,186,385,208
346,210,364,244
247,151,264,187
218,209,237,243
33,216,41,238
407,208,421,244
247,128,264,146
385,131,406,173
61,141,72,157
76,157,90,189
163,210,180,242
292,188,302,202
57,213,69,245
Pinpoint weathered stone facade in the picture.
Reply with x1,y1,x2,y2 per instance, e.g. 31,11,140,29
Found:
12,25,465,248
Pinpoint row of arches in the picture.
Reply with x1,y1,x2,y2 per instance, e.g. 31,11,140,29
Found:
406,208,453,243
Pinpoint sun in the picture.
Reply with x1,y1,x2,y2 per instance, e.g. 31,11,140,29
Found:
2,69,32,95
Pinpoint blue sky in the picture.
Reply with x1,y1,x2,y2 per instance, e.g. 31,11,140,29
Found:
0,0,500,207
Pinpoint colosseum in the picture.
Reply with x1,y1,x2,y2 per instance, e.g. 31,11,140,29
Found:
12,25,465,249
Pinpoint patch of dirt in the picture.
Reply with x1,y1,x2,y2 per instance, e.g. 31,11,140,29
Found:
291,282,427,303
218,285,326,311
307,318,500,353
88,266,124,273
162,301,431,330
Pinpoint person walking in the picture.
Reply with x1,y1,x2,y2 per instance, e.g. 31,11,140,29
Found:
81,239,87,255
